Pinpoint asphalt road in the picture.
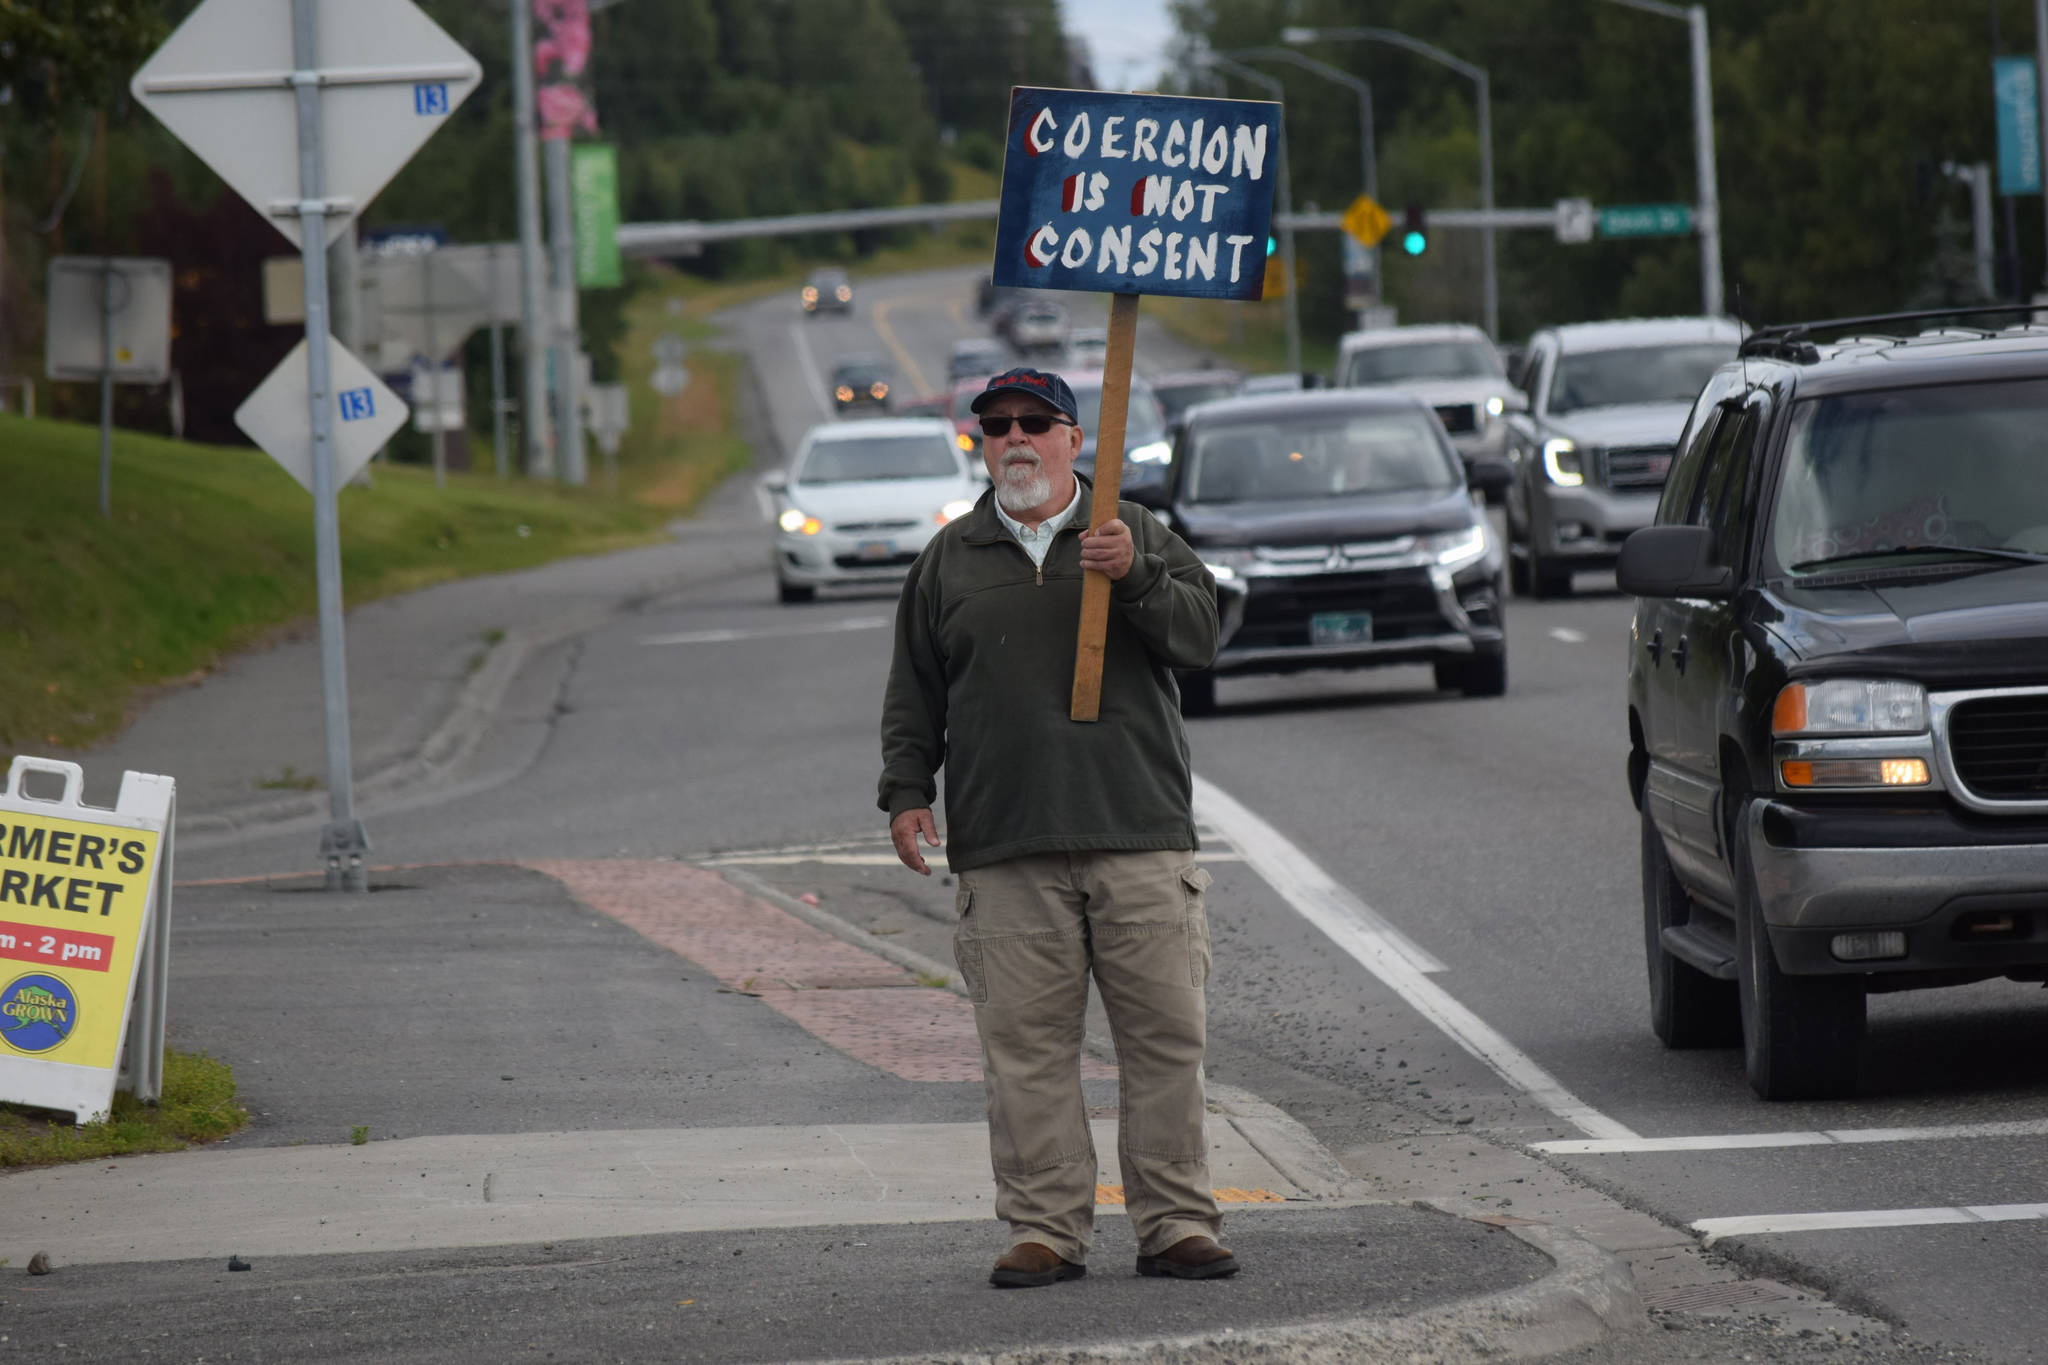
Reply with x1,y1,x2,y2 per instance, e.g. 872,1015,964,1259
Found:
150,264,2047,1361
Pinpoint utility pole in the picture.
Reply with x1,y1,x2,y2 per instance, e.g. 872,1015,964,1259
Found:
1198,55,1301,376
546,137,586,485
510,0,553,478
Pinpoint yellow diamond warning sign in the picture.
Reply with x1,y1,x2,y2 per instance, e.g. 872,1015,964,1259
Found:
1342,194,1392,249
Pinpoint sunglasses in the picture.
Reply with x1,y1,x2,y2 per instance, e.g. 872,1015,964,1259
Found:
978,414,1076,438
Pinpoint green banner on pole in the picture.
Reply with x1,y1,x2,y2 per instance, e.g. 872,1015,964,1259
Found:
571,143,622,289
1597,203,1695,239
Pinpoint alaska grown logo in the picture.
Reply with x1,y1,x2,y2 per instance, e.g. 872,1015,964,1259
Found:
0,973,78,1054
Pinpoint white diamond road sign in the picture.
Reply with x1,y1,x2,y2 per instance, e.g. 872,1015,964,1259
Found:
130,0,480,248
236,337,407,494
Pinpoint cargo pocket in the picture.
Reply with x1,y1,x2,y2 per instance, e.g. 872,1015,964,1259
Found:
952,886,989,1003
1180,864,1213,988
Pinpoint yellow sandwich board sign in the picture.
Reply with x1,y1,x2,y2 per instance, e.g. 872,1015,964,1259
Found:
0,758,174,1123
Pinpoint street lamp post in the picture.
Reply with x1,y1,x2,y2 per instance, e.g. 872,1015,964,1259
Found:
1195,53,1303,377
1224,47,1379,319
1589,0,1725,315
1282,26,1495,339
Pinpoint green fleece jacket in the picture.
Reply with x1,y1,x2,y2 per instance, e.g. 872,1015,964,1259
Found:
877,475,1219,873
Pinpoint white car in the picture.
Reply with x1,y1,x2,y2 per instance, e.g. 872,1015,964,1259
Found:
766,418,985,603
1336,323,1522,494
1063,327,1109,369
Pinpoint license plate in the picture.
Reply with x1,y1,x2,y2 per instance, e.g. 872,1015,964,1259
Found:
856,540,895,561
1310,611,1373,646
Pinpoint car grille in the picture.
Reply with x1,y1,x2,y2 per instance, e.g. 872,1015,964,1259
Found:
831,551,921,570
1948,694,2048,799
833,519,919,534
1600,445,1674,491
1233,570,1447,649
1433,403,1477,434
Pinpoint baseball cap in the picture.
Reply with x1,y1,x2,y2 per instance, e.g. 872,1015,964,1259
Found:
969,366,1079,421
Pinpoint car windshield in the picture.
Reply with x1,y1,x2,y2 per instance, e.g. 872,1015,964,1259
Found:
1184,411,1458,502
798,435,957,483
1769,378,2048,574
1548,343,1732,413
1070,380,1166,448
1345,340,1501,385
835,363,888,385
1155,380,1240,422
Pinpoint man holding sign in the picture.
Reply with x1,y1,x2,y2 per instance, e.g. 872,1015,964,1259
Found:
879,363,1226,1287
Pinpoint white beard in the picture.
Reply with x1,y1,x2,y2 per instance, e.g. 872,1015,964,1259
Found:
995,455,1052,514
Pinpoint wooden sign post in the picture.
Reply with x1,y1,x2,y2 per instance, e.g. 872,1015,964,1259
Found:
989,86,1283,722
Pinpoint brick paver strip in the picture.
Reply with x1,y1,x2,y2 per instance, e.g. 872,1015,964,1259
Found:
528,859,1113,1084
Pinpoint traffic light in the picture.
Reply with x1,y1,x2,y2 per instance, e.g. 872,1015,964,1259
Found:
1401,203,1428,256
1266,234,1278,257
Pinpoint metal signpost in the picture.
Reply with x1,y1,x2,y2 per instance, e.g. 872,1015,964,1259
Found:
133,0,479,891
45,256,172,518
992,86,1281,721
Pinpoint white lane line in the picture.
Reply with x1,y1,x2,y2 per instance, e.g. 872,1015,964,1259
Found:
1548,627,1588,644
1536,1115,2048,1155
1191,775,1638,1142
1694,1202,2048,1246
640,616,889,648
786,321,835,419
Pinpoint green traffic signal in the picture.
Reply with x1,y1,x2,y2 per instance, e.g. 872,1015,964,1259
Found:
1401,203,1427,256
1402,229,1427,256
1266,235,1277,257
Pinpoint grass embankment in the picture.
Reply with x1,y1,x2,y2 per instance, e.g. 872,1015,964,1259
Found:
0,413,680,756
0,1049,247,1170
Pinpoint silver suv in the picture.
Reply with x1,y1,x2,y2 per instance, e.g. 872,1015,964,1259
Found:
1503,317,1740,597
1337,323,1520,495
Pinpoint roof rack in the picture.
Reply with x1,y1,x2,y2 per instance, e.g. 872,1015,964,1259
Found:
1740,303,2044,361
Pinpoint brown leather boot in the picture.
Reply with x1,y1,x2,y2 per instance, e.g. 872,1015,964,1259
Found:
1135,1235,1239,1279
990,1241,1087,1289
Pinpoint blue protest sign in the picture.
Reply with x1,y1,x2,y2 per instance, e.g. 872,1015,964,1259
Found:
1994,57,2041,196
993,87,1283,302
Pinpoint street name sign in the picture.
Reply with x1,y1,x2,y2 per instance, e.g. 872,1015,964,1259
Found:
992,86,1281,721
130,0,481,248
236,337,408,494
1598,203,1695,239
1341,194,1392,249
46,257,174,383
0,758,175,1125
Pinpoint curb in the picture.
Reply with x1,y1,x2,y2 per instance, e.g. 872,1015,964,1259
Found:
714,865,1647,1364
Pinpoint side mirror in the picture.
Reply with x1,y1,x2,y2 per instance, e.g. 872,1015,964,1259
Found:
1467,459,1512,497
1616,525,1733,599
762,469,789,493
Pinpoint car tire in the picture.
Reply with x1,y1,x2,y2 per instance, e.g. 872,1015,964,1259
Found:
1530,549,1573,599
1641,804,1741,1049
1733,802,1865,1099
1432,659,1466,691
1507,547,1531,597
1457,649,1507,697
777,580,816,605
1178,669,1217,717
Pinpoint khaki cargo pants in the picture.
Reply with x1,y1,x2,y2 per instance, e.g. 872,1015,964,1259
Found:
952,849,1220,1264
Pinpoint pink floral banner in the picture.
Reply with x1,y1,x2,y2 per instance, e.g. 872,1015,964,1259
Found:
534,0,597,140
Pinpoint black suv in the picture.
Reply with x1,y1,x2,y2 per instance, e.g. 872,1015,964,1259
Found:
1129,389,1510,714
1619,308,2048,1100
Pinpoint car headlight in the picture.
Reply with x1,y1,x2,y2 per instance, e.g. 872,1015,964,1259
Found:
1127,440,1171,465
1773,679,1927,736
1201,547,1254,581
1772,679,1932,791
801,287,818,302
835,385,854,402
778,507,823,536
937,499,976,525
1486,394,1506,417
870,381,889,399
1422,523,1487,568
955,431,976,452
835,286,852,301
1541,438,1584,487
